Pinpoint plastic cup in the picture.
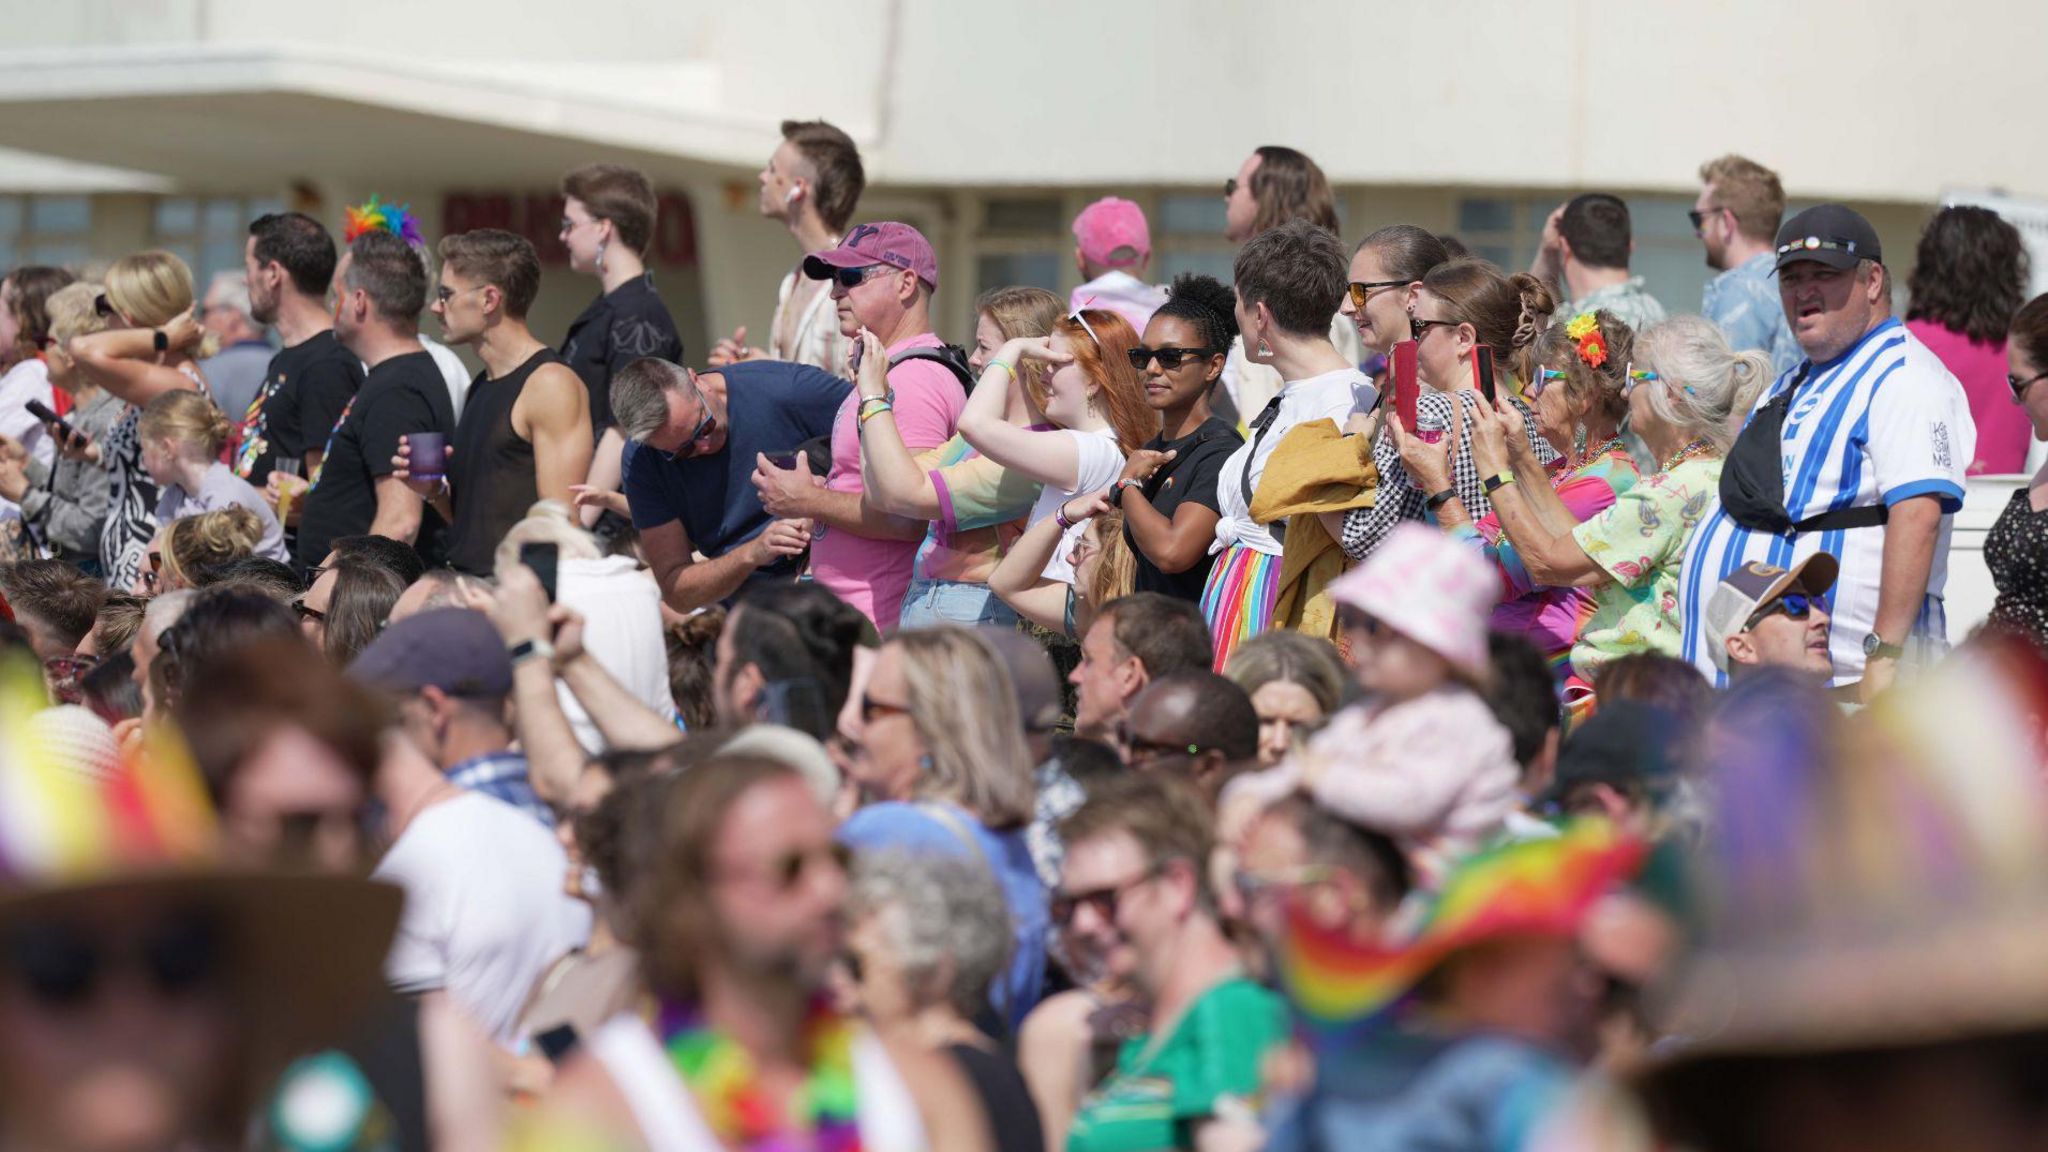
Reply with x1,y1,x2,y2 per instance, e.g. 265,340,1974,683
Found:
408,433,448,481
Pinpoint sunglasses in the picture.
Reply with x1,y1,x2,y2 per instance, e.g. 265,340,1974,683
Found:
2009,370,2048,402
1126,346,1217,371
1743,591,1817,632
1530,366,1570,397
1686,206,1732,234
728,841,853,893
830,264,891,292
93,293,115,319
1622,363,1698,398
1232,864,1334,904
1223,177,1240,198
665,408,718,463
293,599,327,624
1051,863,1165,927
1069,308,1102,349
1116,723,1203,765
1347,280,1408,310
1409,317,1459,342
2,915,223,1008
434,284,486,305
861,692,913,725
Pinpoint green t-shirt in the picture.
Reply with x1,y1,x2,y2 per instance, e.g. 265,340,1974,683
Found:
1065,977,1288,1152
1569,455,1723,678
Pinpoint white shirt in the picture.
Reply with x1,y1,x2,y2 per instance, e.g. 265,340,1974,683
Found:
1030,427,1126,584
1211,367,1367,557
1071,270,1168,341
558,555,679,751
1677,320,1976,687
421,335,473,422
375,791,592,1047
0,359,55,519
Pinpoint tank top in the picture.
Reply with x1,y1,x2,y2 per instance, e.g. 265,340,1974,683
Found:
587,1012,928,1152
446,348,558,576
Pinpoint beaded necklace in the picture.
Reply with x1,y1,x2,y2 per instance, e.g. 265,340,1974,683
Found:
1659,437,1715,473
1568,436,1629,476
657,999,864,1152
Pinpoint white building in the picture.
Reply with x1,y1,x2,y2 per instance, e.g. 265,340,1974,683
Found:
0,0,2036,632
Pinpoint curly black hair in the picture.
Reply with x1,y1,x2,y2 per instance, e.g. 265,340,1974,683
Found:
1906,206,2029,345
1151,272,1239,353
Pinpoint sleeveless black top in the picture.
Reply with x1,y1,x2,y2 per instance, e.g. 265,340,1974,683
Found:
447,348,559,575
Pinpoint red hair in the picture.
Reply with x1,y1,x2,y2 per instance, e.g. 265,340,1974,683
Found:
1055,308,1154,454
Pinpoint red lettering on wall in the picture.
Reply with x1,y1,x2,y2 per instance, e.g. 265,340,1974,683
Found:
440,190,698,268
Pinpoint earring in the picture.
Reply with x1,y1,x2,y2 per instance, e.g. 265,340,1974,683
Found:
594,239,607,274
1256,338,1273,359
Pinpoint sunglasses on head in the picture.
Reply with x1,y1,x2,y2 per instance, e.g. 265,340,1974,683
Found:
1126,346,1217,371
1743,591,1817,632
2,915,223,1008
1068,308,1102,349
1347,280,1407,310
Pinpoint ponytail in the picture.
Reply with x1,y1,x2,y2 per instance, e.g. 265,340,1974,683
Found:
1726,349,1775,419
138,389,232,458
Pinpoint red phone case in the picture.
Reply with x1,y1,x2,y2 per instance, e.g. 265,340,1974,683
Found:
1392,340,1420,434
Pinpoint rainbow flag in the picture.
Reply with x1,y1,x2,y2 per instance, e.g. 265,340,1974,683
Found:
343,195,425,246
1280,820,1644,1040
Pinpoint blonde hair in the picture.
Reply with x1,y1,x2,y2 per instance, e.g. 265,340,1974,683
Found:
889,626,1037,830
1698,154,1787,244
162,507,265,588
139,389,232,458
492,501,604,580
1636,315,1775,457
105,250,219,358
1084,507,1136,612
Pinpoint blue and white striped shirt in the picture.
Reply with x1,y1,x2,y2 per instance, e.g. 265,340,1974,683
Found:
1678,319,1976,687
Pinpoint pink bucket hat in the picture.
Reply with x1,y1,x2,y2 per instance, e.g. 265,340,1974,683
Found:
1327,523,1496,679
802,221,940,289
1072,197,1151,268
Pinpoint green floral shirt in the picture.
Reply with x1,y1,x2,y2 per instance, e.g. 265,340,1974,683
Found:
1569,455,1723,678
1065,978,1288,1152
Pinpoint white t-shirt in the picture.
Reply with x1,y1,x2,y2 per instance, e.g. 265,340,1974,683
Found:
558,555,679,751
0,358,55,519
1211,367,1368,557
1030,427,1126,584
375,791,592,1047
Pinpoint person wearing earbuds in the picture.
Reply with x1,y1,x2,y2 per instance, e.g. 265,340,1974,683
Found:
556,163,685,528
712,119,866,378
393,229,592,576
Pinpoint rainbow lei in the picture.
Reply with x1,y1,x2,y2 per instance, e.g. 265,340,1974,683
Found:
343,195,425,246
1563,312,1608,368
657,999,863,1152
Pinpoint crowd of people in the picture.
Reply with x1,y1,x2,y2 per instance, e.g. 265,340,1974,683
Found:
4,123,2048,1152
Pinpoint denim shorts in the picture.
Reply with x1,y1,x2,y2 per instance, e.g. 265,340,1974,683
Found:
898,577,1019,630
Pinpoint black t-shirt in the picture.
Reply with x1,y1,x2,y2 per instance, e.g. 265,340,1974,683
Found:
622,359,847,594
559,274,685,433
232,329,365,486
296,350,455,569
1126,416,1243,602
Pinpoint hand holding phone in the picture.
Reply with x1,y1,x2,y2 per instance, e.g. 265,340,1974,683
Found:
24,398,79,447
1391,341,1421,437
519,542,559,604
1473,346,1498,404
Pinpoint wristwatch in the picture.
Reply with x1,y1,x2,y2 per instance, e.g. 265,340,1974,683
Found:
1115,477,1145,496
1863,633,1906,661
152,329,170,353
1425,488,1457,512
508,638,556,667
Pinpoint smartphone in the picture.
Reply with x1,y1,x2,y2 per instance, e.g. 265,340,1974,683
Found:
519,542,559,604
1390,340,1421,435
1473,345,1497,404
24,398,78,443
763,450,801,472
849,337,865,375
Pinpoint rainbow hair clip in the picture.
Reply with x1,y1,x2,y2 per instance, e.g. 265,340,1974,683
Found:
1564,312,1608,369
343,196,425,246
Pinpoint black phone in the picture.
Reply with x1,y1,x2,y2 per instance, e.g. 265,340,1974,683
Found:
519,542,559,604
1473,345,1497,404
535,1024,580,1064
849,336,865,375
24,398,78,443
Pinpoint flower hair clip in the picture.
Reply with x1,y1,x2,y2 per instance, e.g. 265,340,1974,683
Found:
343,195,425,246
1563,312,1608,369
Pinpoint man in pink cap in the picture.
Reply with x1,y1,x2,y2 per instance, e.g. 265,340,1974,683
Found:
751,221,965,630
1071,196,1168,337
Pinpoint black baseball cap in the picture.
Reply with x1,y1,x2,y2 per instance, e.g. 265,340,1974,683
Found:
1774,204,1882,273
1537,701,1680,810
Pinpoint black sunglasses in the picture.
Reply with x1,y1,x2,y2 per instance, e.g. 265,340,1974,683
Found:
1126,346,1218,371
830,264,888,291
1687,206,1732,233
2009,370,2048,402
1223,177,1239,198
1116,722,1202,765
747,842,853,893
93,293,115,319
665,408,718,463
1410,317,1459,342
1347,280,1408,310
1743,591,1816,632
2,915,223,1008
1051,863,1165,927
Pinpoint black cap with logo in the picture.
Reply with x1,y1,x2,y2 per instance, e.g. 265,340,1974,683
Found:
1774,204,1883,273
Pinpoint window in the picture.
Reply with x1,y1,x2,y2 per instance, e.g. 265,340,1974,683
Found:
153,195,285,288
0,194,95,271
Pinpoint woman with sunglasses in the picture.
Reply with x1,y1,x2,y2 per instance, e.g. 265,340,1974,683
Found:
1113,274,1245,603
69,251,215,592
854,285,1064,630
958,307,1152,609
1982,293,2048,646
1392,312,1641,679
0,283,121,573
297,551,405,667
0,267,74,514
1469,315,1768,706
1340,259,1559,565
840,625,1050,1031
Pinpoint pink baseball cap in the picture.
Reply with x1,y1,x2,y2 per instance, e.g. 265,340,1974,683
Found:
802,221,940,289
1073,197,1151,268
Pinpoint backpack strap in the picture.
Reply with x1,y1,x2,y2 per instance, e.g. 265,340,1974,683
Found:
888,345,978,395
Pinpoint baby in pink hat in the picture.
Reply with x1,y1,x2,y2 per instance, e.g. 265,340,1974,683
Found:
1224,524,1520,885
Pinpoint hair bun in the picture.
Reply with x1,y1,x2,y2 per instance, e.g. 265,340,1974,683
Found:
1508,273,1557,350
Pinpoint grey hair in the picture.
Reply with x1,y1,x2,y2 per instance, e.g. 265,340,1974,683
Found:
610,357,695,443
848,847,1013,1019
206,271,255,323
143,589,197,643
1634,315,1775,456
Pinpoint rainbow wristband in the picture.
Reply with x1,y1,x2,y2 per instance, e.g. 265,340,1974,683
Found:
988,359,1017,382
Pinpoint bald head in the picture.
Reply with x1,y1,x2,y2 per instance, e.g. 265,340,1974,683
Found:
1122,671,1260,800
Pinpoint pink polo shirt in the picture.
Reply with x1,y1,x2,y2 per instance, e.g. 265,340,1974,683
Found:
809,332,967,630
1908,319,2027,475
